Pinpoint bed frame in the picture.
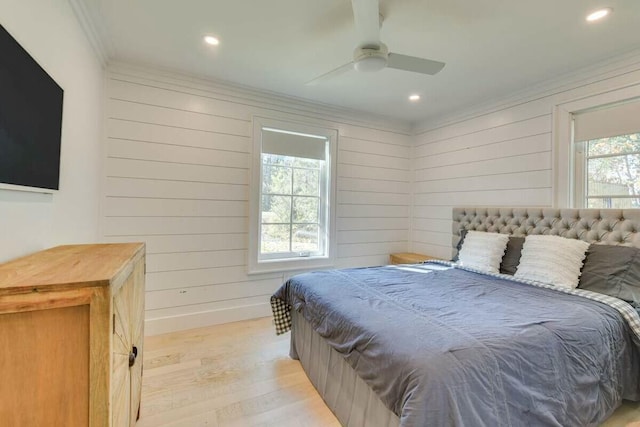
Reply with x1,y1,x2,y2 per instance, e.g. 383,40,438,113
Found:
291,206,640,427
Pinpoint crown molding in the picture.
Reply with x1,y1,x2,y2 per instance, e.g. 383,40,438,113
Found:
412,47,640,135
67,0,114,67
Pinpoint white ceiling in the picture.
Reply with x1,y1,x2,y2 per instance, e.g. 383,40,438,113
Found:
85,0,640,124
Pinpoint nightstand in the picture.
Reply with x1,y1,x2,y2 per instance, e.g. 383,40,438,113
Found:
390,252,438,265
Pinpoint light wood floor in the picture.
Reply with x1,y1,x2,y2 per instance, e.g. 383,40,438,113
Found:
138,317,640,427
137,317,340,427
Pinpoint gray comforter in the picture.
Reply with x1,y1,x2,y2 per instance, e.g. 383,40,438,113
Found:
272,264,640,427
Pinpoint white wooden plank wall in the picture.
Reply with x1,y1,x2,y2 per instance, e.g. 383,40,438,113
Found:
412,112,553,259
411,58,640,260
102,66,412,334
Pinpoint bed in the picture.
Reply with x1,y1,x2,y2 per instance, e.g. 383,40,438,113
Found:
271,207,640,426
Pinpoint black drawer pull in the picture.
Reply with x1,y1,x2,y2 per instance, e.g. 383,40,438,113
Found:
129,346,138,367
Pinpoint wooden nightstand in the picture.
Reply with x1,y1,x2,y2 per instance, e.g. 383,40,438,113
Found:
390,252,438,265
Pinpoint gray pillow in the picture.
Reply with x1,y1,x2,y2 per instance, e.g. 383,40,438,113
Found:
451,229,468,262
579,244,640,306
500,236,525,275
452,229,524,275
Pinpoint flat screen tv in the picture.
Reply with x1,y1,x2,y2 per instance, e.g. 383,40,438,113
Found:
0,24,63,191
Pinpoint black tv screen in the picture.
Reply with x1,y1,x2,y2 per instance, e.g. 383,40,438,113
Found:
0,24,63,191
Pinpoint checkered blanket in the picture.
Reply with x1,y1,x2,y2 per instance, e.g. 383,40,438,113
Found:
270,294,291,335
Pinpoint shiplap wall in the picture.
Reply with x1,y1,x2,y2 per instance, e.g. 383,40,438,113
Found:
102,64,412,335
411,54,640,259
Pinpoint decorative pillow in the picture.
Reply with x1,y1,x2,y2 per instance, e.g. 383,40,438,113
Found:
500,236,525,275
457,231,509,274
452,229,524,275
579,244,640,305
514,235,590,289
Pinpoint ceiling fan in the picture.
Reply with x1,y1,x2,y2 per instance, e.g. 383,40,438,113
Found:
306,0,445,85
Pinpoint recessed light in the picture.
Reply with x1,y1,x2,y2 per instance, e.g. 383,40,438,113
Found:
204,35,220,46
409,94,421,101
586,8,612,22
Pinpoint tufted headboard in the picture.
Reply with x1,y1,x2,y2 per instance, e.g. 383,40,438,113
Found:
452,207,640,256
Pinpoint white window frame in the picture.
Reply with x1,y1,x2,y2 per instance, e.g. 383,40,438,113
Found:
248,117,337,274
573,138,586,207
552,84,640,208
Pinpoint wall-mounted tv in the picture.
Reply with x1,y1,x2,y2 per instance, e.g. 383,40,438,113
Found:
0,23,64,191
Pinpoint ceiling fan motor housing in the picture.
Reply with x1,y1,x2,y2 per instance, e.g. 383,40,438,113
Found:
353,44,389,72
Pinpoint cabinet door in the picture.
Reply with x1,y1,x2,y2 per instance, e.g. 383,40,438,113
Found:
129,259,145,425
0,304,90,426
112,257,145,427
113,271,133,427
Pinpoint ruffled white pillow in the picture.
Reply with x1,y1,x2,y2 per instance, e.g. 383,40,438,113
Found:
458,231,509,274
514,235,590,289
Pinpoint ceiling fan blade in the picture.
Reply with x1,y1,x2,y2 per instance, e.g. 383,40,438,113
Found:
387,53,445,75
305,62,354,86
351,0,381,48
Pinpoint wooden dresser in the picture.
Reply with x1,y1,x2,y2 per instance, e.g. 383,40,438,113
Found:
0,243,145,427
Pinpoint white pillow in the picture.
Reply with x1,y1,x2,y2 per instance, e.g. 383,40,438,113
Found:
514,235,590,289
457,231,509,274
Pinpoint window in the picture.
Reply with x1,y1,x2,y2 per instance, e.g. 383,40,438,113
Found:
572,99,640,208
575,134,640,208
249,118,337,274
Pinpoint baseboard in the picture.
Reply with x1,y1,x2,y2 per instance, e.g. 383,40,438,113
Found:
144,302,272,336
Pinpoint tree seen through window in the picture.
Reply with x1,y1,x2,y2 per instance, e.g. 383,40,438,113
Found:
260,153,322,255
584,133,640,208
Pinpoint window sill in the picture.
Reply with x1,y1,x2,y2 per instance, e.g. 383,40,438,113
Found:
247,256,334,275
